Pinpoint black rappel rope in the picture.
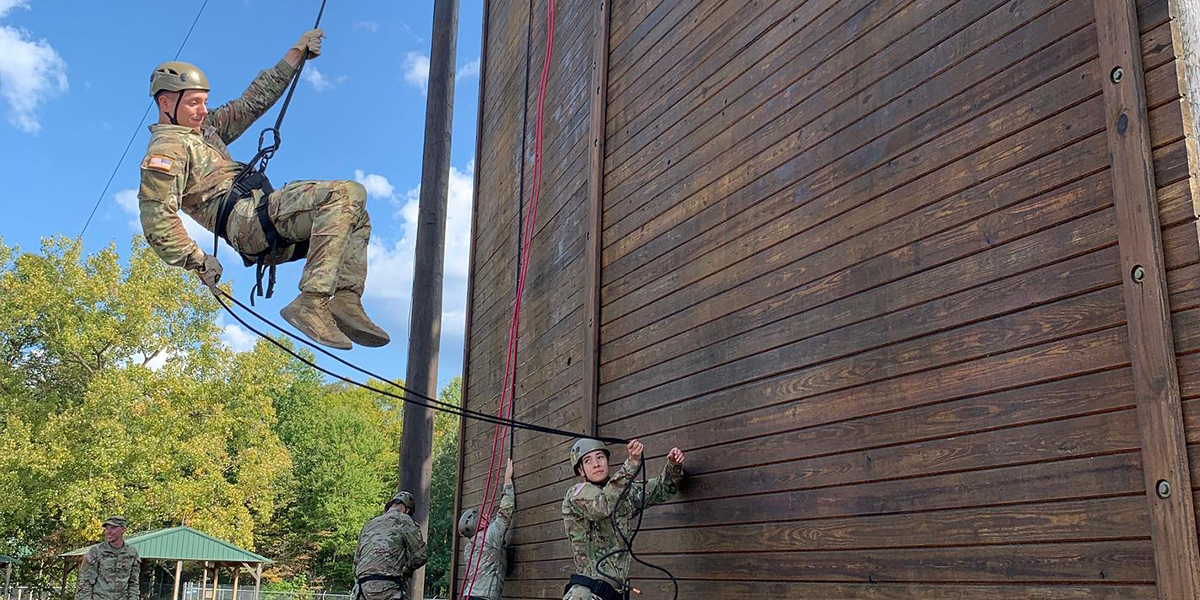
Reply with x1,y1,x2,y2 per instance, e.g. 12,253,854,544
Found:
212,0,329,304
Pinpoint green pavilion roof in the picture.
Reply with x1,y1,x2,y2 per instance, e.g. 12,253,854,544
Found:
60,526,269,564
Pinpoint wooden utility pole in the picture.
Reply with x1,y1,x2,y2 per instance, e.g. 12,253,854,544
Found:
399,0,459,597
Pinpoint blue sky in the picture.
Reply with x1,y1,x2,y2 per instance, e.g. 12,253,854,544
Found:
0,0,487,392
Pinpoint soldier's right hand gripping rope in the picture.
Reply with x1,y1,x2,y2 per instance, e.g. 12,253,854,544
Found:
197,253,223,289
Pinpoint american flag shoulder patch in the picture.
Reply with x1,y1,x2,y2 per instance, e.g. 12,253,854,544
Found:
143,155,175,172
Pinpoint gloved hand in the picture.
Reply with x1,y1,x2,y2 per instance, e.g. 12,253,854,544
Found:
293,28,323,59
197,254,223,289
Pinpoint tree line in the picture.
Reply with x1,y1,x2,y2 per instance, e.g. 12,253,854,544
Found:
0,236,460,597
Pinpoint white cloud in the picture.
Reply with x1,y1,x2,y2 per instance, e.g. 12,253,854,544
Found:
354,169,396,200
219,319,257,353
444,160,474,281
302,66,345,92
403,52,429,94
0,2,68,134
352,20,380,33
456,58,480,81
365,236,416,301
114,189,139,228
0,0,29,19
363,161,474,338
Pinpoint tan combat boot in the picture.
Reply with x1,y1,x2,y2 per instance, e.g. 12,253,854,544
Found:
281,292,352,350
329,290,391,347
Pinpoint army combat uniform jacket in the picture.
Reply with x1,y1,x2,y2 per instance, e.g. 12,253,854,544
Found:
353,510,429,600
460,483,515,600
561,458,683,600
75,542,140,600
138,59,296,271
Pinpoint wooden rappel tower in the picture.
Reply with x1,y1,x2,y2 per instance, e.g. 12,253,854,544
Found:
454,0,1200,598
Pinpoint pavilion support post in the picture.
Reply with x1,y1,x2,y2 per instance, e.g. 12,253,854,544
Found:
138,562,147,600
230,568,239,600
200,567,207,600
5,562,13,600
60,562,77,600
211,568,219,600
252,566,260,600
172,561,182,600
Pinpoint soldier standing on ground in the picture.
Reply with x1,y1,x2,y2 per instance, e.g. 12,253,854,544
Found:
561,439,685,600
458,459,515,600
138,29,389,350
352,492,429,600
75,516,140,600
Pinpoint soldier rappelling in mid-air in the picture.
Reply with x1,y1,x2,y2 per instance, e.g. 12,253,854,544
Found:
137,29,389,350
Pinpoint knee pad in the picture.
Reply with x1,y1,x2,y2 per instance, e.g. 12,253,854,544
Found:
343,181,367,211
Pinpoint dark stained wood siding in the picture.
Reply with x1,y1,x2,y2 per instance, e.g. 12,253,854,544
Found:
457,0,1200,597
454,0,599,595
455,0,527,590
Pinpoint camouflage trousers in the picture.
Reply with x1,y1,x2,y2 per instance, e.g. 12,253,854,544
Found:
358,580,407,600
562,584,608,600
225,179,370,296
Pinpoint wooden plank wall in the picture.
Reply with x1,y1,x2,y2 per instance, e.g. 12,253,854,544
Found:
458,0,1200,597
589,0,1192,597
455,0,528,591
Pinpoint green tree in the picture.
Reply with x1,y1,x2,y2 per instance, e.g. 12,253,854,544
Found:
424,377,461,597
270,379,403,589
0,236,291,576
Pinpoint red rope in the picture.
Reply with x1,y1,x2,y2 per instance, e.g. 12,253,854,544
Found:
460,0,557,597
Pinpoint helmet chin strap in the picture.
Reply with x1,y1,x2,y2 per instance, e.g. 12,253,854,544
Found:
169,90,185,125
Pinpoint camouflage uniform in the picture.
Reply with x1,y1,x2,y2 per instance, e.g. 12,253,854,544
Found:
460,483,515,600
74,543,140,600
353,510,429,600
560,457,683,600
138,59,370,296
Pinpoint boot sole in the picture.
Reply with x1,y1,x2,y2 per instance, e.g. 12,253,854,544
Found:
331,311,391,347
281,305,352,350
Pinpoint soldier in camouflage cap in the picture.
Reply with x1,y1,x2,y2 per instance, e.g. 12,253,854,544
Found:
561,439,684,600
459,459,515,600
75,516,140,600
352,491,428,600
138,28,390,350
